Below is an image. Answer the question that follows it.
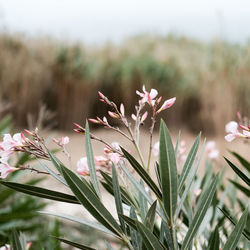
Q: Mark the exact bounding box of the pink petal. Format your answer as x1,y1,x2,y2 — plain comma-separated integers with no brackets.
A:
225,121,238,134
225,134,236,142
149,89,158,99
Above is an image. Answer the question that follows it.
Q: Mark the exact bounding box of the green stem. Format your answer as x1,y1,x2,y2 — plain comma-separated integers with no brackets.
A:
126,124,147,169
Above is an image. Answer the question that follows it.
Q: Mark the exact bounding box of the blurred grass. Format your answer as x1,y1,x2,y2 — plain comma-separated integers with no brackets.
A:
0,33,249,133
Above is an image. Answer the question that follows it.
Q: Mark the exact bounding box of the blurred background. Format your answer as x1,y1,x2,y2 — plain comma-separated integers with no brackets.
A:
0,1,249,248
0,0,249,135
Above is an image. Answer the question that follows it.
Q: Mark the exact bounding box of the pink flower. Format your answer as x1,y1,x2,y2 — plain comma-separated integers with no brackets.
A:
156,97,176,114
224,121,246,142
77,157,90,176
136,85,158,106
0,133,25,151
205,141,219,160
108,153,121,164
0,163,18,179
0,244,10,250
94,155,107,165
53,136,69,146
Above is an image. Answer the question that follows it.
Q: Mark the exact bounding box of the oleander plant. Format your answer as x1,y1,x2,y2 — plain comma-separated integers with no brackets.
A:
0,86,249,249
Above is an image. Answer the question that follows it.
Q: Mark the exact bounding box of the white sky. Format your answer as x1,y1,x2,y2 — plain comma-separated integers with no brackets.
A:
0,0,249,44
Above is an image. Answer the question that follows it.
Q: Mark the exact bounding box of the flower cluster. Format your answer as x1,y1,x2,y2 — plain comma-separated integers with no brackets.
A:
0,129,50,179
225,121,250,142
77,142,124,176
0,133,25,178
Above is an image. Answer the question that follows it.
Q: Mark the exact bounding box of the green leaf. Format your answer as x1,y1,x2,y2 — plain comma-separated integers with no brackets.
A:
119,214,137,231
85,121,101,198
175,139,206,218
231,151,250,172
181,175,218,250
0,181,80,204
100,170,137,207
130,207,141,250
40,211,116,236
229,179,250,197
144,200,157,232
138,180,148,220
135,221,165,250
178,133,201,192
39,159,67,186
223,208,249,250
11,230,23,250
159,120,178,221
218,207,250,241
112,164,126,232
61,165,123,237
160,221,174,249
120,164,165,219
47,150,64,176
54,237,96,250
207,225,220,250
224,157,250,187
121,147,162,199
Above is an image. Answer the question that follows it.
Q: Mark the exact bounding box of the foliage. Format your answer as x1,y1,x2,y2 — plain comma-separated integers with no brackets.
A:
0,88,249,249
0,116,62,249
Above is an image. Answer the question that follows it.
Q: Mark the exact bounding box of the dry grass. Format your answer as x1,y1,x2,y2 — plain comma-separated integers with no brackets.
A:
0,33,249,133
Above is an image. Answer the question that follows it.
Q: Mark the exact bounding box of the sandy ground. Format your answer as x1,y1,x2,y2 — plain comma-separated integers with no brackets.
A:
34,128,249,247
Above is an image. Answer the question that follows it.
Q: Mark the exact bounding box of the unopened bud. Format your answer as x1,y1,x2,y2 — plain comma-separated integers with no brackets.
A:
141,111,148,123
131,114,137,121
120,103,125,116
88,118,101,124
108,111,120,119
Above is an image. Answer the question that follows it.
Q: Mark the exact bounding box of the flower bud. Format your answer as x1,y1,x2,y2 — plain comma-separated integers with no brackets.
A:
120,103,125,116
88,118,101,124
108,111,120,119
141,111,148,123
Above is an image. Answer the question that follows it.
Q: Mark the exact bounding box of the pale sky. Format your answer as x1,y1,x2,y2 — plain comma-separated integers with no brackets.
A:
0,0,249,44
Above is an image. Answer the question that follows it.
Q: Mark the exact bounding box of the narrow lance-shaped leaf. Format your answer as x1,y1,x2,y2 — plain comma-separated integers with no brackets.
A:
100,170,137,207
61,165,124,238
120,164,166,219
181,175,218,250
159,120,178,221
218,207,250,241
138,180,148,220
207,225,220,250
224,157,250,187
223,208,249,250
11,230,23,250
175,139,206,218
0,181,80,204
231,151,250,172
144,200,157,232
54,237,96,250
178,133,201,192
135,221,165,250
130,207,141,250
112,164,126,232
40,211,116,237
121,147,162,199
85,121,101,198
229,179,250,197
